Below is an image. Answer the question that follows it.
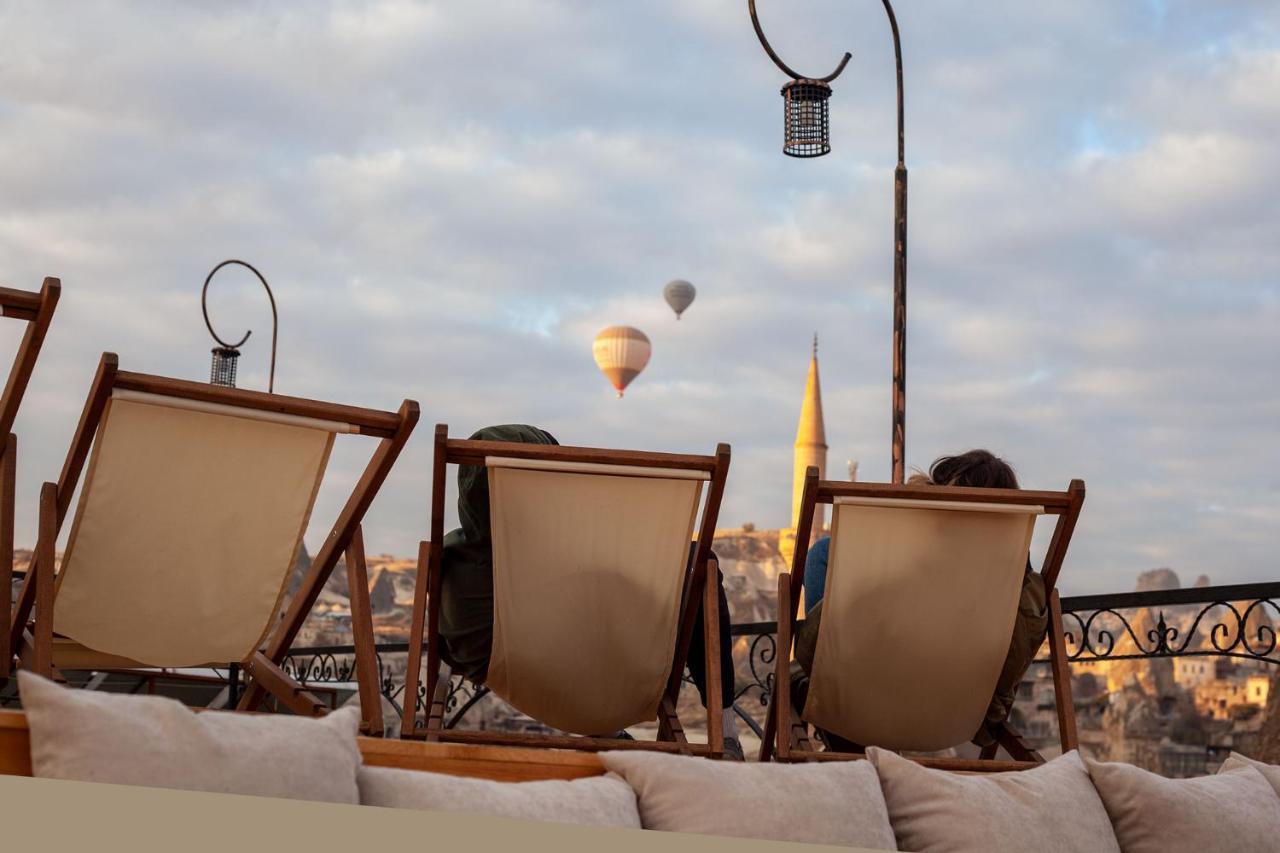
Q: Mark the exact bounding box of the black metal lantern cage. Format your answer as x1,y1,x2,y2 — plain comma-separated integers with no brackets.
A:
782,79,832,158
201,259,278,393
210,346,240,388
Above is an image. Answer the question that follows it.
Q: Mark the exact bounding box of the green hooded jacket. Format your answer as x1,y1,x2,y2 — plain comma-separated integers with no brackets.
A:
437,424,559,683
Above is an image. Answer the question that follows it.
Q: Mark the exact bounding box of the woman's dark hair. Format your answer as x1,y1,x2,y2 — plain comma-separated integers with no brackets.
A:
929,449,1019,490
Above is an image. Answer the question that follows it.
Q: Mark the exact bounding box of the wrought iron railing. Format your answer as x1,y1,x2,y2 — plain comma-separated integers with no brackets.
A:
280,582,1280,736
1052,582,1280,664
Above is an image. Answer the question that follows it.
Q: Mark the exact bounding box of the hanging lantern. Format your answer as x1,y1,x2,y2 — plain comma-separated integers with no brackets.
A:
782,80,832,158
747,0,850,159
201,259,278,392
209,346,240,388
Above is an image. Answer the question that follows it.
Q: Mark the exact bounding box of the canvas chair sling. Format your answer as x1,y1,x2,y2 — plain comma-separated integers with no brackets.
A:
401,427,729,755
804,497,1040,751
11,356,418,734
763,475,1084,767
49,393,337,668
484,457,707,736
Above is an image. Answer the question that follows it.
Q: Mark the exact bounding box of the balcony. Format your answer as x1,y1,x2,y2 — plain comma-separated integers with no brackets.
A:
258,581,1280,773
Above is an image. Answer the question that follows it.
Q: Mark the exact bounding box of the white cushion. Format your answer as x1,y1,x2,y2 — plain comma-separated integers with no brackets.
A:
869,748,1119,853
19,670,362,803
1218,751,1280,799
1087,757,1280,853
600,750,896,848
358,766,640,828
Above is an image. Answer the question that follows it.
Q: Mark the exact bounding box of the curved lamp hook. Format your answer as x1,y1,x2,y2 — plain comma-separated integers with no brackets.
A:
201,258,278,393
748,0,851,83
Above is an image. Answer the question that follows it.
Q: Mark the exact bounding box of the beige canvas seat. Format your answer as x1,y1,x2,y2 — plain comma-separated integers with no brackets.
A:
401,425,731,755
762,471,1085,770
0,279,60,685
9,354,417,732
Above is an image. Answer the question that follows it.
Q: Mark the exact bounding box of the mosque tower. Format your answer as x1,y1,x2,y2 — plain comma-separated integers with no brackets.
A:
792,334,828,545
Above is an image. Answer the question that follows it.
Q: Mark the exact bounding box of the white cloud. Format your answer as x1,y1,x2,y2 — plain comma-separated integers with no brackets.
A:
0,1,1276,593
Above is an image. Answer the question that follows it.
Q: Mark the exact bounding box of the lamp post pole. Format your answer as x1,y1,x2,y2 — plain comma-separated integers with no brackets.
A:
884,0,907,486
748,0,908,483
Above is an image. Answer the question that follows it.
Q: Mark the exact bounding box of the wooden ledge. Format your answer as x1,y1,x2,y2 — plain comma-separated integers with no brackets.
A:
0,709,605,782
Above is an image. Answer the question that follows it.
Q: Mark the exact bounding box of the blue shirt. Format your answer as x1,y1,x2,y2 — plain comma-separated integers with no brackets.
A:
803,536,832,612
802,534,1036,613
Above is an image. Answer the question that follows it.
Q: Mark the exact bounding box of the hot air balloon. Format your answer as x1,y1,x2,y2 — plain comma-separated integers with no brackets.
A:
663,279,696,320
592,326,651,398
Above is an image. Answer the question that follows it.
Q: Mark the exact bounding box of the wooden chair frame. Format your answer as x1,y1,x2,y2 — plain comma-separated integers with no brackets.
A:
760,470,1085,770
6,353,418,734
0,279,60,685
400,424,731,757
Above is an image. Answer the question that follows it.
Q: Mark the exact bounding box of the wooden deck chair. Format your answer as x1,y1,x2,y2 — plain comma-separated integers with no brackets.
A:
8,354,417,734
761,470,1085,771
400,425,731,756
0,279,60,686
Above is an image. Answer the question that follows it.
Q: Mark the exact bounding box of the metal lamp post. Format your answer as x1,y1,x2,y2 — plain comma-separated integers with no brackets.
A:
201,259,278,393
747,0,908,483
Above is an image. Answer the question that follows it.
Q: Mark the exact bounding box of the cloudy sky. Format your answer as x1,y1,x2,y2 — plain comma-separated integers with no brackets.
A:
0,1,1276,594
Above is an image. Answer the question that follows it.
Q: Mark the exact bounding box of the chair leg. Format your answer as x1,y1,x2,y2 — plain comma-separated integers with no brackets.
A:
703,557,724,759
18,631,64,683
31,483,56,678
345,526,384,737
424,664,451,742
401,540,432,739
774,572,794,762
655,695,692,752
1048,589,1079,753
794,720,816,755
0,435,14,682
657,696,692,755
243,651,328,717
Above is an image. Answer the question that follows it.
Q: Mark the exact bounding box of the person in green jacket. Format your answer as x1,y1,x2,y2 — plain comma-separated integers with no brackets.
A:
790,449,1048,752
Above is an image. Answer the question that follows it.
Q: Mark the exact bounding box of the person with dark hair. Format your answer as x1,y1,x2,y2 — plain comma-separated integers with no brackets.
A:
436,424,743,759
791,449,1048,751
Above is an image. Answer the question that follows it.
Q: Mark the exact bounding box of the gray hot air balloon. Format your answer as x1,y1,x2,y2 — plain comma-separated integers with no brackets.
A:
663,279,696,320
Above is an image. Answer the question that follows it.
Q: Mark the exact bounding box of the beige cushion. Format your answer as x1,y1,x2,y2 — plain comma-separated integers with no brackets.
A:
19,670,362,804
600,750,896,848
358,766,641,828
1087,757,1280,853
869,748,1119,853
1219,751,1280,798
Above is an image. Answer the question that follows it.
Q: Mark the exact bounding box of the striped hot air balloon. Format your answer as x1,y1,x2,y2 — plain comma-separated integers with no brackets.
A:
663,279,696,320
592,326,651,398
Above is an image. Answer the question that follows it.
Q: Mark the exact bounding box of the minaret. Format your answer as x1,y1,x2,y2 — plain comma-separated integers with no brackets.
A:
792,334,829,545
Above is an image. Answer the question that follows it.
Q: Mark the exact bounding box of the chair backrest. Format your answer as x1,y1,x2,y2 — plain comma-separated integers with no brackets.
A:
51,390,345,667
804,495,1042,751
0,280,60,442
0,279,59,676
483,456,708,736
